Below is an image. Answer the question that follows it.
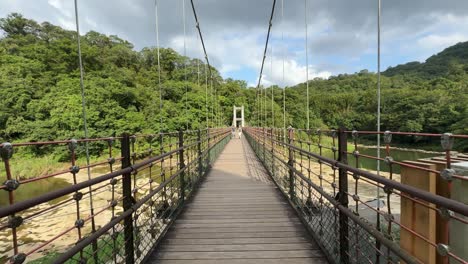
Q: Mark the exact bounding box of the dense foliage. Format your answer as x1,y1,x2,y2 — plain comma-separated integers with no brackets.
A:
1,14,467,149
284,44,468,136
0,13,253,143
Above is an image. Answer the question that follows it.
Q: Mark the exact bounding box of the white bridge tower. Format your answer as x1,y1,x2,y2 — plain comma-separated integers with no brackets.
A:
232,105,245,127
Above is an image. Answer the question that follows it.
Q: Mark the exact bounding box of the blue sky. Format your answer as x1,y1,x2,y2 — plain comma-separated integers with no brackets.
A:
1,0,468,87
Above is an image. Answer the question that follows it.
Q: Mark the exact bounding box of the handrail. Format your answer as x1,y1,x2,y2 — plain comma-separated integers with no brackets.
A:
244,127,468,264
0,128,231,263
271,135,468,216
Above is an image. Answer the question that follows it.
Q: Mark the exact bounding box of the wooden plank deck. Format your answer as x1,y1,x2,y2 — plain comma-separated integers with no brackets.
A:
148,137,328,264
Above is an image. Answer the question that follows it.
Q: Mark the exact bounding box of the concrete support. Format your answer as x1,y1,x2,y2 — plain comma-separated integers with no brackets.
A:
232,105,245,127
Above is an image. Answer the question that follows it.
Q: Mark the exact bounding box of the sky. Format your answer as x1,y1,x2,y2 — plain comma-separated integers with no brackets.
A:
1,0,468,87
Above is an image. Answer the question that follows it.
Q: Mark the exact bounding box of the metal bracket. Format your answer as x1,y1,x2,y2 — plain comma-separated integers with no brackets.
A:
439,207,454,220
10,253,26,264
75,219,85,228
383,185,393,194
352,173,360,180
436,243,450,256
110,178,118,185
353,150,360,158
440,168,455,181
110,200,118,208
70,165,80,174
68,139,78,152
441,133,453,151
352,130,358,141
0,142,13,160
73,192,83,201
8,215,23,229
384,131,392,144
384,156,394,165
3,179,20,191
108,157,115,165
352,194,360,202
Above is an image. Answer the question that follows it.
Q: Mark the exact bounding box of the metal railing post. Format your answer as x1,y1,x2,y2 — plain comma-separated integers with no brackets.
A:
197,129,203,178
207,129,211,166
262,127,266,163
121,133,135,264
271,128,275,177
338,127,349,264
287,127,295,200
179,130,185,203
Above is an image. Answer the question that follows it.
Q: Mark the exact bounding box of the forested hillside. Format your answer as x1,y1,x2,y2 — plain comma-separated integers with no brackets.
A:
1,13,467,146
284,43,468,136
0,13,253,143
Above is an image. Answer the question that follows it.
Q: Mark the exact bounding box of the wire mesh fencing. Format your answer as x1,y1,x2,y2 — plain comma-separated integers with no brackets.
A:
0,128,230,264
244,127,468,264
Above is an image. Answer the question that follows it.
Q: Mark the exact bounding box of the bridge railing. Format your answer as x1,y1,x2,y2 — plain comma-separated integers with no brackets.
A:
244,127,468,264
0,128,231,264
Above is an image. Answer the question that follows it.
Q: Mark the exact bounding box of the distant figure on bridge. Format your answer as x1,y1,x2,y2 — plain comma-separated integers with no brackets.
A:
238,127,242,139
231,127,236,138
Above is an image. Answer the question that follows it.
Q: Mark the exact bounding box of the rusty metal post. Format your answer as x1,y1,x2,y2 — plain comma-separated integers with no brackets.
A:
287,127,296,200
271,128,275,177
179,130,185,203
262,127,266,163
207,129,211,167
338,127,349,264
121,134,135,264
197,129,203,178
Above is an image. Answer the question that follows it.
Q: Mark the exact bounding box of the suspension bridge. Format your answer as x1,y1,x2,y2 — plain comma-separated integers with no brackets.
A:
1,0,468,264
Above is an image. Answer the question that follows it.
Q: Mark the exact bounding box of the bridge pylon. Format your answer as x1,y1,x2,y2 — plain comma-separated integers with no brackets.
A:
232,105,245,127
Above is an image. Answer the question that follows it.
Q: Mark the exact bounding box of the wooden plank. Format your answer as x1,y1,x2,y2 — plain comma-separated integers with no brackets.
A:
167,226,302,234
152,258,328,264
162,237,311,245
177,214,297,220
163,231,308,239
159,243,314,252
156,249,324,259
400,160,437,264
174,218,301,224
174,222,301,228
149,137,327,263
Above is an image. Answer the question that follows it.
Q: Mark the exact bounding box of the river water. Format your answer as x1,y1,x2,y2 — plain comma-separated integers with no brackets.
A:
346,147,438,174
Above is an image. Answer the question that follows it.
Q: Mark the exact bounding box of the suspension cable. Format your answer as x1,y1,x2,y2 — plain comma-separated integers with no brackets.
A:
155,0,163,132
211,78,214,127
182,0,188,130
256,0,277,127
282,0,286,130
73,0,97,252
197,33,200,87
376,0,382,259
304,0,310,130
271,45,274,128
205,62,208,128
189,0,213,128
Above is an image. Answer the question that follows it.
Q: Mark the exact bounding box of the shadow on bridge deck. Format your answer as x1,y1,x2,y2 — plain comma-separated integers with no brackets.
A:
148,137,327,264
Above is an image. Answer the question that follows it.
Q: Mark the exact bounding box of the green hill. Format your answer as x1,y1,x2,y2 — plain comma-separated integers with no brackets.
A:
384,41,468,78
0,13,254,144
